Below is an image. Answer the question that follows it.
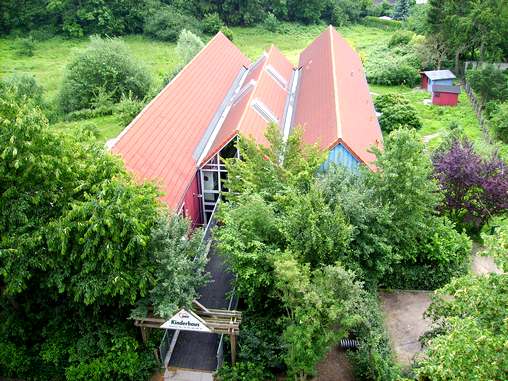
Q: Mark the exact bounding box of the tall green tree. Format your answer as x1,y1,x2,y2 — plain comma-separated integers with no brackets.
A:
393,0,411,20
0,90,207,379
274,254,365,380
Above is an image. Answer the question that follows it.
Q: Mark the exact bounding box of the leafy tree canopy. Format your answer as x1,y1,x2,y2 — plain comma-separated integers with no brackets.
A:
59,36,152,113
0,89,207,379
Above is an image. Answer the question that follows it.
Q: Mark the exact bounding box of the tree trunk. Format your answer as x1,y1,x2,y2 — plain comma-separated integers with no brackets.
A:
455,51,461,76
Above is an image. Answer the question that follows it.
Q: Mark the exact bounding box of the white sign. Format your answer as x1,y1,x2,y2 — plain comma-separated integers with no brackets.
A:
160,309,212,333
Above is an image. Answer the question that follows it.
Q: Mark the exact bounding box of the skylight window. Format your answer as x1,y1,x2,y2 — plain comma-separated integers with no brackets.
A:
251,99,278,123
231,80,255,105
266,64,288,90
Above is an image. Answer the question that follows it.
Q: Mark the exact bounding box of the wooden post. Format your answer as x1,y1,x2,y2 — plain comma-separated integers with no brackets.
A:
230,333,237,365
140,326,148,344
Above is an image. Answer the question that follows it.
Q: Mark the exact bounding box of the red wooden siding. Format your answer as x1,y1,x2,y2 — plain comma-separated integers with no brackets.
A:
181,174,202,227
432,91,459,106
421,74,428,90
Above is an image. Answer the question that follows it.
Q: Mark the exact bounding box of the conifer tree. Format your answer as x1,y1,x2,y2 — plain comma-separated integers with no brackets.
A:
394,0,411,20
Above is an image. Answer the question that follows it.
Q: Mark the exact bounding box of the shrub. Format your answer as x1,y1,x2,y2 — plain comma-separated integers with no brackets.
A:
176,29,205,66
388,30,414,48
143,5,201,42
1,74,44,107
380,217,471,290
374,94,422,132
59,36,151,113
466,65,508,104
362,16,402,30
216,361,271,381
202,13,224,35
365,52,420,86
116,93,145,126
433,137,508,233
263,12,280,32
16,36,35,56
416,273,508,380
490,102,508,143
347,292,401,381
484,100,501,120
220,26,234,41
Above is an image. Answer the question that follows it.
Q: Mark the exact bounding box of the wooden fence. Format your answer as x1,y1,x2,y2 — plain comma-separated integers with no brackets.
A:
463,81,493,144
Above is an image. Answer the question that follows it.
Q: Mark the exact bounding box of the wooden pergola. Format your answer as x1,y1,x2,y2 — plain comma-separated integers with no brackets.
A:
133,300,242,364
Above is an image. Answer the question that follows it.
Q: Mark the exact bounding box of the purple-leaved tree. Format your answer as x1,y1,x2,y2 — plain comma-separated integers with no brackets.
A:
433,138,508,234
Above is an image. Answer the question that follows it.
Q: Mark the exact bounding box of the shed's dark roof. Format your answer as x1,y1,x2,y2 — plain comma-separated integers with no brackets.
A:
433,84,461,94
422,70,456,81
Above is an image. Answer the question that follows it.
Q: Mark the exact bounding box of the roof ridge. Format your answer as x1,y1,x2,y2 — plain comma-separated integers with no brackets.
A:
329,26,342,140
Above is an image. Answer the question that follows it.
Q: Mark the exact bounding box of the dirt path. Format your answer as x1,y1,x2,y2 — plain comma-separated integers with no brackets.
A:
471,242,502,275
379,291,433,368
312,346,355,381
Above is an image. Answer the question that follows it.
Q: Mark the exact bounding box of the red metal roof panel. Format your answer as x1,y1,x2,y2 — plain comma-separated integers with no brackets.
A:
111,32,250,209
293,26,382,168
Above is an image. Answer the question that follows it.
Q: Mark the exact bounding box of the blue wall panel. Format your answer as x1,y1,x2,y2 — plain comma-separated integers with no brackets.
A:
428,78,453,92
322,143,359,172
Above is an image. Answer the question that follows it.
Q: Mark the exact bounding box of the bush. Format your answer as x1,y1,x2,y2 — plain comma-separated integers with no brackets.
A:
176,29,205,66
143,5,201,42
388,30,414,47
362,16,402,30
202,13,224,35
1,74,44,107
365,51,420,86
59,36,151,113
216,361,272,381
433,137,508,233
347,292,401,380
220,26,234,41
484,100,501,120
466,65,508,104
29,26,57,41
380,217,471,290
16,36,35,56
116,93,145,126
374,94,422,132
263,12,280,32
490,101,508,143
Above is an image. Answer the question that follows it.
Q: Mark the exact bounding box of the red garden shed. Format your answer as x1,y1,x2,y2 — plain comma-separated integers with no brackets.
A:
431,84,460,106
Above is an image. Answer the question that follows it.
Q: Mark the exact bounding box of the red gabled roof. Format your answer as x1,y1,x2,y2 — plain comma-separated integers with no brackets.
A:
201,45,294,164
111,32,250,209
293,26,382,168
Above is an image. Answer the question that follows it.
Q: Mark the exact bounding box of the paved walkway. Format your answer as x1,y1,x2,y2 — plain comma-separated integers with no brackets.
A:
165,369,213,381
471,242,502,275
168,244,234,371
381,245,502,369
380,291,432,368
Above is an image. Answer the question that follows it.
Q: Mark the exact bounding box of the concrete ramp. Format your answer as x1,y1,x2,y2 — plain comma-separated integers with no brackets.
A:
165,369,213,381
